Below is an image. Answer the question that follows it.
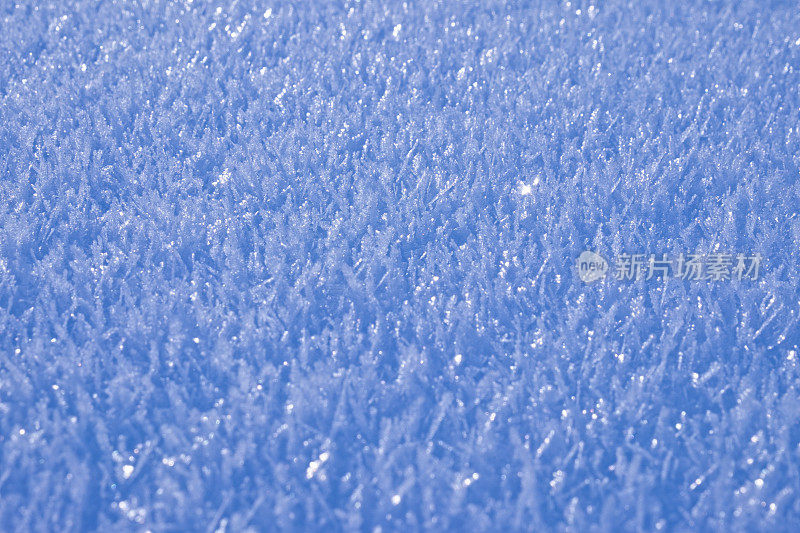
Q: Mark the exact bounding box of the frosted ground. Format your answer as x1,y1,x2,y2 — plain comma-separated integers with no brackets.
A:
1,0,800,531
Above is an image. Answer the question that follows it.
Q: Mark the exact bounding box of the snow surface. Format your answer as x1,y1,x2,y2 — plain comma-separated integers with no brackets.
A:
1,0,800,530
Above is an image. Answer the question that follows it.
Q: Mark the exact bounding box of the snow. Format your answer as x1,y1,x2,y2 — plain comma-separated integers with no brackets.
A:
1,0,799,530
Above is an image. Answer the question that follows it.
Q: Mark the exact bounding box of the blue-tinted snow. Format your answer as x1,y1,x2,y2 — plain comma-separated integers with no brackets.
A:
1,0,799,530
